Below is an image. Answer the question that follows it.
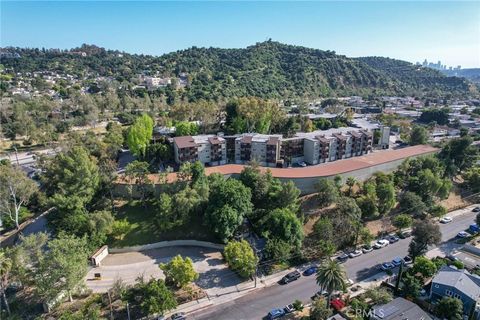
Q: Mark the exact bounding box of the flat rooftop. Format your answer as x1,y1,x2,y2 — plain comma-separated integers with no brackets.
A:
117,144,438,184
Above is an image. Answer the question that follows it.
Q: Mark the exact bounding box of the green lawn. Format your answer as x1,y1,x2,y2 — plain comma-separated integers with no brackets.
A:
108,201,217,248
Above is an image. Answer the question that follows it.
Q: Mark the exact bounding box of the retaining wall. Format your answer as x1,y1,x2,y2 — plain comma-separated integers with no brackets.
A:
110,239,225,253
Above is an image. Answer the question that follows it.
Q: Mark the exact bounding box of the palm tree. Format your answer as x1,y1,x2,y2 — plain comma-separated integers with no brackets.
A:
346,177,357,196
315,259,347,306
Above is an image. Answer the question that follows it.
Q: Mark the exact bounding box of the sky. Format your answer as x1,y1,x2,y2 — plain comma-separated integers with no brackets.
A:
1,1,479,68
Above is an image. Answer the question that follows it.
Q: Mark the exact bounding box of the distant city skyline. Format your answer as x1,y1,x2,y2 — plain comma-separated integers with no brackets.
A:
1,1,479,68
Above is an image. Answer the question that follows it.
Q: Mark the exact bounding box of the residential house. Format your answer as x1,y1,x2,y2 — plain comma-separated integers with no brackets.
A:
370,297,432,320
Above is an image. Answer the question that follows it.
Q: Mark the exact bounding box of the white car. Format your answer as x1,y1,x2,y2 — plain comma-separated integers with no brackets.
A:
349,250,363,258
457,231,470,238
440,216,453,224
373,239,389,249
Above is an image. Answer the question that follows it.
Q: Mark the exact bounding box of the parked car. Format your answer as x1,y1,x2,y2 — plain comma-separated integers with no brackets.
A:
362,245,373,253
473,207,480,213
336,253,349,263
303,266,318,276
298,161,307,167
470,224,480,234
284,304,295,314
170,313,186,320
404,256,413,265
349,250,363,258
446,255,460,262
381,262,395,271
373,239,389,249
387,235,400,243
457,231,470,238
392,257,404,266
311,290,328,300
440,216,453,224
398,230,412,239
267,308,285,319
280,270,301,284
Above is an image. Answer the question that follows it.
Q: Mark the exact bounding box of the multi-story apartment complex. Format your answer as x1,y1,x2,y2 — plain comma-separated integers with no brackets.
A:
173,125,389,167
173,135,227,166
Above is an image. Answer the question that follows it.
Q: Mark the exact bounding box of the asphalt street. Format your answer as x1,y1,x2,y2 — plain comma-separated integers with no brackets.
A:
190,206,478,320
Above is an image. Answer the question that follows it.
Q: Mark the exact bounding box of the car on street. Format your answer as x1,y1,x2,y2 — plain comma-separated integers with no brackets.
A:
457,231,470,238
404,256,413,265
303,266,318,276
473,207,480,213
280,270,301,284
311,290,328,300
392,257,404,266
381,262,395,271
440,216,453,224
349,250,363,258
373,239,389,249
387,235,400,243
267,308,285,319
170,313,186,320
398,230,412,239
298,161,307,167
284,304,295,314
446,254,460,262
362,245,373,253
336,253,349,263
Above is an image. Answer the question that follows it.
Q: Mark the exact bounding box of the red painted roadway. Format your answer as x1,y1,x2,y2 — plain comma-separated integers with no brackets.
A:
117,144,438,184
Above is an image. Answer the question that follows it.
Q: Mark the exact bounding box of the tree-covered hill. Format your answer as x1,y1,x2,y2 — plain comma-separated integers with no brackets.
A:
1,41,476,100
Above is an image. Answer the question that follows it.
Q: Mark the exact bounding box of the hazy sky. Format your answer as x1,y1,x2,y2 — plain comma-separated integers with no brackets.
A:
1,1,479,68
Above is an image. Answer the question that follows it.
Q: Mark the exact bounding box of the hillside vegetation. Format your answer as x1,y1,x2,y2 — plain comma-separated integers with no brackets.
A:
1,41,476,100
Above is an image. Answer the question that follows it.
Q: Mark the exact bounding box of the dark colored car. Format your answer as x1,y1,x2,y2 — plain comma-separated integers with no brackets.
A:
387,235,400,243
267,308,285,319
303,266,318,276
473,207,480,213
404,256,413,265
280,270,301,284
398,230,412,239
336,253,349,263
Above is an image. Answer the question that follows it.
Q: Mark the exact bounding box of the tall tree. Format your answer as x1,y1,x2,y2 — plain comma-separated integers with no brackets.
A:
0,249,12,315
159,255,198,288
315,260,347,305
408,219,441,259
0,163,37,229
139,279,177,316
436,297,463,320
315,179,339,208
223,240,258,278
408,125,429,145
35,234,89,302
126,114,154,156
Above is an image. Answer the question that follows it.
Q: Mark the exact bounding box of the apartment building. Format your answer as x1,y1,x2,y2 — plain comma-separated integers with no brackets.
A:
173,135,227,166
173,126,381,167
233,134,283,167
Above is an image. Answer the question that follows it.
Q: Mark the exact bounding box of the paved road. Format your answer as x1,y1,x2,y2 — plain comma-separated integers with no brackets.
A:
191,206,478,320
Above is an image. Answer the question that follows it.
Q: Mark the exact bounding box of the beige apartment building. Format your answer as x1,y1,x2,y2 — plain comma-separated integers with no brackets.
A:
173,135,227,166
173,125,389,167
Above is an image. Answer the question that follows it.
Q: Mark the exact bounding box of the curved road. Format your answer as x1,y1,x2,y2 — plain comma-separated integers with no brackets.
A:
190,205,478,320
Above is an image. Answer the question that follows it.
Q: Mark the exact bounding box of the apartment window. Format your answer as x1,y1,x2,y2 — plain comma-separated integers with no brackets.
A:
445,290,453,297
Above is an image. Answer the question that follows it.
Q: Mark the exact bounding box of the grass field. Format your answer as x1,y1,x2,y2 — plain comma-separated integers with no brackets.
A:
108,200,217,247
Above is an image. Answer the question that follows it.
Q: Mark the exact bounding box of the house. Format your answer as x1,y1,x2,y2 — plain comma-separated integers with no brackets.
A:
370,297,432,320
430,265,480,318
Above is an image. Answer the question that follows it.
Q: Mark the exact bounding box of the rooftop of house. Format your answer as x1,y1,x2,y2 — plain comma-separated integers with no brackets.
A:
432,265,480,301
371,297,432,320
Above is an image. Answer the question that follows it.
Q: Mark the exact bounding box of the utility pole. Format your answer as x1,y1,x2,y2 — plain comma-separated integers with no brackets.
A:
13,146,20,166
394,262,404,295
